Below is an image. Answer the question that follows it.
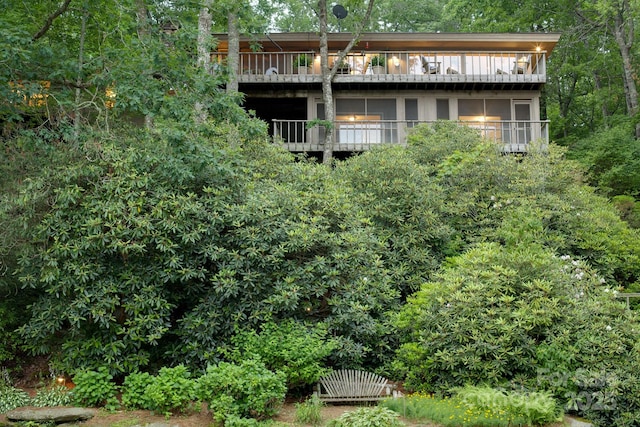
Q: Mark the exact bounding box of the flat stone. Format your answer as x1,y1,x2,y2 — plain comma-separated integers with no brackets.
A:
565,416,593,427
6,407,96,423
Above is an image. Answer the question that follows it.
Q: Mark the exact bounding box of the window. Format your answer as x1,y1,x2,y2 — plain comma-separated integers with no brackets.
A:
436,99,449,120
406,99,418,128
335,98,397,144
458,99,512,141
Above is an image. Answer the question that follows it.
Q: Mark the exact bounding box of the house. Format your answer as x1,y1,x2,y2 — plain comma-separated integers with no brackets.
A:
212,32,561,155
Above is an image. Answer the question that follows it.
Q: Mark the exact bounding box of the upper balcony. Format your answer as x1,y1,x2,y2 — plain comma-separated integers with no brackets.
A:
212,32,560,91
215,50,547,90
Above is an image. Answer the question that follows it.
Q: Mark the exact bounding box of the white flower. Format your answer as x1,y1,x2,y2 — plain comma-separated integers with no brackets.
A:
560,255,570,260
599,278,606,284
490,196,496,201
604,288,610,293
605,325,612,331
572,260,579,266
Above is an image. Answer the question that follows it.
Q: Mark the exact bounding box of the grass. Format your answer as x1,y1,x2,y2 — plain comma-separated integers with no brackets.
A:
295,395,325,426
381,391,562,427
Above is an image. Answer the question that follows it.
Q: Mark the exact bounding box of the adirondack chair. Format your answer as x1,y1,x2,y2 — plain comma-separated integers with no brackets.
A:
314,369,396,402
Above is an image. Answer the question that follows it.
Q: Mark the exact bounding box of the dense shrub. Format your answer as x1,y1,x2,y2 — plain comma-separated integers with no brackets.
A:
144,365,196,416
568,121,640,198
11,128,401,373
195,359,286,422
394,243,640,425
226,320,336,390
71,367,118,408
121,371,154,410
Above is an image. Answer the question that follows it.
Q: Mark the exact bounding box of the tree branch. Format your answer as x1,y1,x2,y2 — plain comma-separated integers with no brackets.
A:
329,0,376,78
32,0,73,41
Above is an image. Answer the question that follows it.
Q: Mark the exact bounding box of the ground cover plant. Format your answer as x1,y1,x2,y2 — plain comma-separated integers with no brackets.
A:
327,406,405,427
294,395,325,426
382,387,561,427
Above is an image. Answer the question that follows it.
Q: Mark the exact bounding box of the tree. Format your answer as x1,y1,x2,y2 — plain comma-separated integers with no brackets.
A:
576,0,640,133
318,0,376,164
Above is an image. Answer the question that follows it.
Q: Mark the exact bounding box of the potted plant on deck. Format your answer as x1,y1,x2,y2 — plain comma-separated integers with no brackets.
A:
294,54,312,74
334,57,351,74
370,54,386,74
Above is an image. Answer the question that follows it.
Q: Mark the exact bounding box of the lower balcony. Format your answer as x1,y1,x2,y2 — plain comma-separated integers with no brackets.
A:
272,120,549,153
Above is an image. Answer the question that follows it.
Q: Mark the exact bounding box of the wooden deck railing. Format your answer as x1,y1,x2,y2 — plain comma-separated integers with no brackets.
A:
273,120,550,152
214,51,547,82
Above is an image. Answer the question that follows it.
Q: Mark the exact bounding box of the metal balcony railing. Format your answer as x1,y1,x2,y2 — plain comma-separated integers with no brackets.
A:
272,120,549,152
213,51,547,82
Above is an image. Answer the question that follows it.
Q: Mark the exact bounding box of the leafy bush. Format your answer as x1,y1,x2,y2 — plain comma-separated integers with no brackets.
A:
31,385,72,407
71,367,118,408
394,243,573,390
195,359,286,421
294,395,324,426
144,365,196,416
394,242,640,425
226,320,335,390
121,371,154,410
327,406,404,427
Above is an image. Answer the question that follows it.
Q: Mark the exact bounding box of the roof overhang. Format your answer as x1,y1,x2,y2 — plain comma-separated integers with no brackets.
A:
213,32,561,55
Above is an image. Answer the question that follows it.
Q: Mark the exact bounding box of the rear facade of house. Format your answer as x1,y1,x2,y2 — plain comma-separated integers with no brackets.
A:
213,32,561,155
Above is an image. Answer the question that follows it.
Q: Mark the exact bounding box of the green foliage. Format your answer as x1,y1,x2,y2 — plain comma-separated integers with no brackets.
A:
327,406,404,427
176,157,401,369
335,146,453,298
0,383,30,414
121,372,154,410
612,195,640,229
568,121,640,198
406,121,485,168
10,125,402,372
394,242,636,389
30,385,72,408
394,243,640,425
195,359,286,421
71,367,118,408
454,385,561,426
294,395,324,426
226,320,336,390
144,365,196,416
293,54,311,67
369,55,386,67
382,391,557,427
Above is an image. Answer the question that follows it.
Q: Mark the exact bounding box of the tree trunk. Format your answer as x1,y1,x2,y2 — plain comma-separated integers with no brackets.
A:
227,11,240,93
611,2,640,137
136,0,154,129
195,0,213,123
613,10,639,117
319,1,335,164
318,0,376,164
73,8,88,141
